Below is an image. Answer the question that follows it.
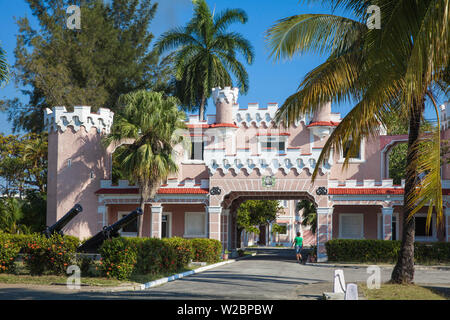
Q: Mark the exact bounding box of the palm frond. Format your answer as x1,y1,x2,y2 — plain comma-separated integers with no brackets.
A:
266,13,365,60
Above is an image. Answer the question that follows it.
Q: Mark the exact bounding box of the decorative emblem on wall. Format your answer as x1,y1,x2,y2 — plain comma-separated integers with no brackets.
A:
210,187,221,195
316,187,328,195
262,175,276,188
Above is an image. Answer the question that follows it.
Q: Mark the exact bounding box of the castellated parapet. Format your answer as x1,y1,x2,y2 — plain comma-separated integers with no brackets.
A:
212,86,239,105
44,106,114,134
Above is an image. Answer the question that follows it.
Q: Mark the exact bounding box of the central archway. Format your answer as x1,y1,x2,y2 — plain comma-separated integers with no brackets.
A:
207,168,330,256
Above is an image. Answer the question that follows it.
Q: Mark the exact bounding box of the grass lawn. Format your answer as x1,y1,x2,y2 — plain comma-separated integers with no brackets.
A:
359,282,449,300
0,274,129,287
0,261,208,287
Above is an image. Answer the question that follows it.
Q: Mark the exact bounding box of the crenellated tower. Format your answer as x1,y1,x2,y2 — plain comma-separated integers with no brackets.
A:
45,106,114,239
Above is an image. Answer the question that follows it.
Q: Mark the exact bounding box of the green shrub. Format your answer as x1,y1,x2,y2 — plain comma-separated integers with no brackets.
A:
22,233,79,275
98,237,138,280
0,237,20,273
191,238,222,263
325,239,450,263
163,237,193,270
415,242,450,263
135,238,178,275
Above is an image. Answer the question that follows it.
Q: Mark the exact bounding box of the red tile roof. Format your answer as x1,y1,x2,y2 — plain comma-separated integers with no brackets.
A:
329,188,450,195
255,133,290,136
307,121,340,127
186,123,238,129
95,188,209,195
329,188,403,195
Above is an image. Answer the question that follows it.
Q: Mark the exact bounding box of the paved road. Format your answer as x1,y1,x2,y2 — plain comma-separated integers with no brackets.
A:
0,248,449,300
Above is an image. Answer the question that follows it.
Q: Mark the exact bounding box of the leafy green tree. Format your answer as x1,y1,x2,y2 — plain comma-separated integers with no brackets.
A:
19,190,47,233
0,133,48,196
297,200,317,235
155,0,254,120
271,223,287,245
266,0,448,283
0,197,29,234
0,44,9,87
103,90,186,237
236,200,281,247
2,0,172,133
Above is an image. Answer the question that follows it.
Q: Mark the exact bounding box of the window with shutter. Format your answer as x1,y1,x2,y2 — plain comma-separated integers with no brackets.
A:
339,214,364,239
184,212,206,237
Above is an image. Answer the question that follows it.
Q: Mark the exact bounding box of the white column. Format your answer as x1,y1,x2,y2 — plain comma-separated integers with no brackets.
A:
207,206,222,242
317,207,332,262
222,209,230,250
97,205,107,228
382,207,394,240
151,204,163,238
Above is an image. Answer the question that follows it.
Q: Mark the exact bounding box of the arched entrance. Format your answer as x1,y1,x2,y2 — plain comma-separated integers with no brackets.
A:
206,167,332,261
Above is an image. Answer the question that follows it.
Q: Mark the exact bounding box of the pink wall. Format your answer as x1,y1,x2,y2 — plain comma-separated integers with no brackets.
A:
332,205,381,240
47,126,110,239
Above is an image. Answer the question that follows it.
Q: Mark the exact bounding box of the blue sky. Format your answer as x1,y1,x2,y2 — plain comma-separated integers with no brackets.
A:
0,0,441,134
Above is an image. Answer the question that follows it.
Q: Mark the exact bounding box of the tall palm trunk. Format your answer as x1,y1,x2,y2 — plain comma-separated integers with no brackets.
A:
391,99,424,284
138,194,146,238
199,94,206,121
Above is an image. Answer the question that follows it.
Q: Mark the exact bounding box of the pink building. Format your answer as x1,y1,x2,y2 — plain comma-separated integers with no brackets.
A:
45,88,450,262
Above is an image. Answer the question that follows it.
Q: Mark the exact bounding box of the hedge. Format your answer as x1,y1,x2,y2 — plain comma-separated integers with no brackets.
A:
191,238,222,264
98,237,220,279
22,234,80,275
98,237,139,280
0,232,81,275
0,236,20,273
325,239,450,263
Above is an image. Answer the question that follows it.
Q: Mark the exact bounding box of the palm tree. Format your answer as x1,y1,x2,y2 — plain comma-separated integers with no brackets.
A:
266,0,448,283
155,0,254,120
297,200,317,235
0,44,9,86
22,132,48,193
0,197,27,234
103,90,187,237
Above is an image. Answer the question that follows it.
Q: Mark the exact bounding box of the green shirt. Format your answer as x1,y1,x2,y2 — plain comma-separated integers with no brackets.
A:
294,236,303,246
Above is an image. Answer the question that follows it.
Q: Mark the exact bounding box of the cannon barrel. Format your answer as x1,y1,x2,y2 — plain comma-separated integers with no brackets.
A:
77,208,143,253
44,204,83,238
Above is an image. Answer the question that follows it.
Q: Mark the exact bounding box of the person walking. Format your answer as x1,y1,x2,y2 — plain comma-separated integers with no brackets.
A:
292,232,303,264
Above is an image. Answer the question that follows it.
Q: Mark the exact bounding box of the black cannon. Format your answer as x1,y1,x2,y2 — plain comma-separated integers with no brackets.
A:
77,207,143,253
43,204,83,238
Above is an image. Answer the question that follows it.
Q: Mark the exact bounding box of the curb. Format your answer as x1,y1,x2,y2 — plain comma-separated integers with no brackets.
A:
99,252,257,293
307,263,450,271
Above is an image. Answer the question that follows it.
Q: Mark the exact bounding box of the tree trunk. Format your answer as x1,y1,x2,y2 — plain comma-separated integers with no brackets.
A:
138,195,145,238
199,94,206,121
390,100,423,284
236,227,242,248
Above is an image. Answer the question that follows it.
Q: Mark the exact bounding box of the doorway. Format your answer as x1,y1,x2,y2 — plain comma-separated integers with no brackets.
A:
161,213,171,238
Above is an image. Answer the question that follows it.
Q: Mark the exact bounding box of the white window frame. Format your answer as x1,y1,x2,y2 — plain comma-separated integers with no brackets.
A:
414,213,437,242
184,211,207,238
258,136,288,154
339,214,364,239
161,212,172,238
338,138,365,164
182,137,205,164
117,211,138,237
